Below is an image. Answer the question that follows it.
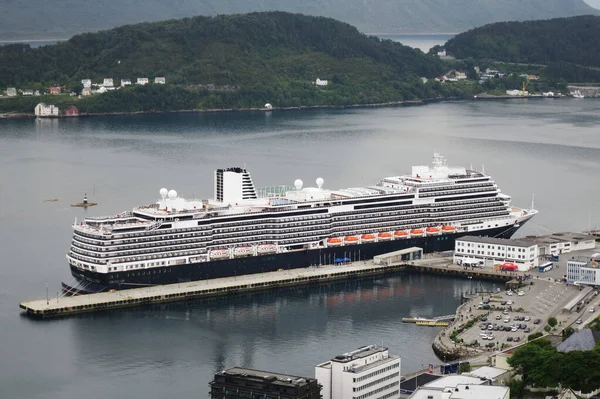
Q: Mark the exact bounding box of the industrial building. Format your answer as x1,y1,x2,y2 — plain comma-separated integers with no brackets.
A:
315,345,401,399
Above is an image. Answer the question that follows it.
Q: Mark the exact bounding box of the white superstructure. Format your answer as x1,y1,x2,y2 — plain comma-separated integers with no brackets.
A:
66,154,537,281
315,345,401,399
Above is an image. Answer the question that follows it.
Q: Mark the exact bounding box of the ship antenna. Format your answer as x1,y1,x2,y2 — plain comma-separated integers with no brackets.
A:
531,193,535,211
481,164,485,174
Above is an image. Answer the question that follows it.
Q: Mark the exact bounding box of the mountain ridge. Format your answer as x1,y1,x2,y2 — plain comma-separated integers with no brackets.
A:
0,0,598,40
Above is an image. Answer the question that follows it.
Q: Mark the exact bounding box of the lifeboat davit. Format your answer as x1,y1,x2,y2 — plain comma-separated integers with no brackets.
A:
257,244,277,254
327,237,343,247
210,249,230,260
378,232,393,241
234,247,253,257
426,227,441,235
410,229,425,237
344,236,359,245
441,225,456,233
361,234,376,243
394,230,409,239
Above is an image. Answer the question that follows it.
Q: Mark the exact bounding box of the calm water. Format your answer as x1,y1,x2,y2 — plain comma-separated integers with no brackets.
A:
1,99,600,398
377,34,454,52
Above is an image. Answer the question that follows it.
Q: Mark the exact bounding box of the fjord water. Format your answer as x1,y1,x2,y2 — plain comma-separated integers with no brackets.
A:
1,99,600,399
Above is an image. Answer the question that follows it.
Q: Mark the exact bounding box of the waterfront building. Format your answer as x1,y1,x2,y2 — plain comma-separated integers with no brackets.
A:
34,102,59,117
209,367,322,399
64,106,80,117
567,256,600,286
315,345,401,399
521,232,596,257
454,236,538,271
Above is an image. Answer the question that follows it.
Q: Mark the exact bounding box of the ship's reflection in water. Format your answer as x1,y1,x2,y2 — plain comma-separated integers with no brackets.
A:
67,272,495,397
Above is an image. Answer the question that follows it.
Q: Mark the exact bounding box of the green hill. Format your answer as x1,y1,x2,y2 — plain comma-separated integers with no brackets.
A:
442,15,600,66
0,12,468,113
439,15,600,82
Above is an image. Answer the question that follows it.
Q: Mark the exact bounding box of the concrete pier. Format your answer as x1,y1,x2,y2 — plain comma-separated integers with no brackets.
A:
19,252,515,319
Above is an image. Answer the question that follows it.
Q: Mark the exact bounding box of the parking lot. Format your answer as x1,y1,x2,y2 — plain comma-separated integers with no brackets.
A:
457,276,597,349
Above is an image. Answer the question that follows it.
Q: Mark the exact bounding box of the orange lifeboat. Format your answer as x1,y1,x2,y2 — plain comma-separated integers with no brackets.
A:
426,227,441,235
327,237,343,247
378,232,393,241
410,229,425,237
394,231,409,239
441,225,456,233
361,234,376,243
344,236,359,245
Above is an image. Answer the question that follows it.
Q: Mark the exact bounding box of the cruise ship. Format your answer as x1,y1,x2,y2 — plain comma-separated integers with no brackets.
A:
64,154,537,293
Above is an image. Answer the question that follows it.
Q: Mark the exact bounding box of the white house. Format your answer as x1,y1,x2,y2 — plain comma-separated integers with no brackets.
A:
154,77,166,84
81,79,91,88
6,87,17,97
22,89,34,96
409,383,509,399
121,79,132,86
137,78,149,85
264,103,273,110
102,78,114,87
454,236,539,271
315,345,401,399
82,87,93,96
96,86,108,94
34,103,59,117
315,78,328,86
521,232,596,257
437,48,447,57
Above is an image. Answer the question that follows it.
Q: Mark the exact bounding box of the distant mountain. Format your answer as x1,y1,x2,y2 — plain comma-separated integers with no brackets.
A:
0,0,598,39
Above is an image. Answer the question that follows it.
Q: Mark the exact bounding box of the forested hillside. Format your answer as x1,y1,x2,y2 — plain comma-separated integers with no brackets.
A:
0,13,469,113
443,16,600,67
0,0,597,39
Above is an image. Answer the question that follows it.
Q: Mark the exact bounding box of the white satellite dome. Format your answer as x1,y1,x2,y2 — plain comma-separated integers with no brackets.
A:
159,188,168,198
167,189,177,199
316,177,324,188
294,179,303,190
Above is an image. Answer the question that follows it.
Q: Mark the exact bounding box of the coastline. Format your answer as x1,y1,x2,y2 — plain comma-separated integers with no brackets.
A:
0,99,442,120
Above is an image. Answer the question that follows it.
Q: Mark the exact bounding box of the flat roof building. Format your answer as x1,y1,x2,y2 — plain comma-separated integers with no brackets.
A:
454,236,538,271
315,345,400,399
409,384,509,399
209,367,322,399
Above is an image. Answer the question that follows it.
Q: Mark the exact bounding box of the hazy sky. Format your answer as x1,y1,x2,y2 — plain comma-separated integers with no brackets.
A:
584,0,600,9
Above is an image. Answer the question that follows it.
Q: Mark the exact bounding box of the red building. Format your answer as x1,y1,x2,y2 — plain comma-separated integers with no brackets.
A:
49,86,61,94
64,106,80,117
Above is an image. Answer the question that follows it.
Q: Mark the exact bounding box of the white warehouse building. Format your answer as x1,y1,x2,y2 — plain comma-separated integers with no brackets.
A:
315,345,401,399
567,254,600,286
454,236,538,271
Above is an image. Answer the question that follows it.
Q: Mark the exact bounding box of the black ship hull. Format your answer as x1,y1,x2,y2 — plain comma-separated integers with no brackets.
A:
65,223,524,293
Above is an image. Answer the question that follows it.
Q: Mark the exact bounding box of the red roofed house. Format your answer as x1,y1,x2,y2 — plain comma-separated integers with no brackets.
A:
49,86,61,94
64,106,80,117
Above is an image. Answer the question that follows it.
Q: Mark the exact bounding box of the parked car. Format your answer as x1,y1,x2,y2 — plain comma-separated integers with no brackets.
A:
590,308,595,313
524,328,531,333
496,314,502,320
514,337,521,342
507,337,514,342
501,301,507,305
524,316,531,321
481,317,488,321
534,319,542,324
576,319,583,324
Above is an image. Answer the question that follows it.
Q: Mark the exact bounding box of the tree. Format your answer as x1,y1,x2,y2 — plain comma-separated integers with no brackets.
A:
544,325,551,332
528,332,543,341
508,339,559,388
458,363,471,374
508,379,524,398
548,317,558,328
562,326,575,340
